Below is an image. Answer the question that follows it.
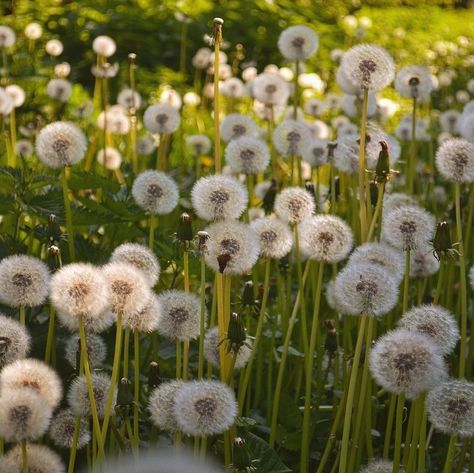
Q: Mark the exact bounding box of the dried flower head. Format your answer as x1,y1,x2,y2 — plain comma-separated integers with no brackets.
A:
0,255,50,308
278,25,318,61
92,35,116,57
0,443,64,473
0,313,30,367
225,136,270,175
382,205,435,251
144,103,180,135
340,44,395,91
47,79,72,102
149,380,184,432
0,389,52,442
334,262,399,316
64,333,107,370
427,379,474,437
97,146,122,170
204,220,260,275
49,408,90,449
157,290,202,341
273,119,311,157
132,170,179,215
204,326,252,369
395,65,434,99
173,380,238,436
370,328,447,399
435,138,474,182
36,121,87,168
398,304,459,355
110,243,160,287
220,113,259,142
250,216,293,259
0,26,16,48
186,134,212,156
274,187,315,224
299,215,353,263
252,72,290,106
102,262,151,317
117,88,142,110
0,358,62,409
51,263,111,331
191,174,248,221
68,372,115,419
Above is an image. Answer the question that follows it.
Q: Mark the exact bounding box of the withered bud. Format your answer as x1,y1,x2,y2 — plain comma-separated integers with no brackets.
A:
227,312,246,349
375,140,391,184
242,281,254,307
177,212,193,243
217,253,231,273
232,437,253,470
148,361,162,390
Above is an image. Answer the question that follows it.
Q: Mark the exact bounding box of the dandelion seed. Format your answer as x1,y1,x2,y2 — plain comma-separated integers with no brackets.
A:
173,380,238,436
191,174,248,221
225,136,270,175
49,408,90,449
0,443,64,473
272,119,311,157
278,25,318,61
274,186,315,224
250,216,293,259
252,72,290,106
143,103,180,135
220,113,259,142
0,255,50,308
92,35,116,57
149,380,184,432
369,328,447,399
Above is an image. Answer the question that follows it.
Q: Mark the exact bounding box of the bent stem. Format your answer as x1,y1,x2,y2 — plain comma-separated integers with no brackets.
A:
300,261,324,473
61,166,75,261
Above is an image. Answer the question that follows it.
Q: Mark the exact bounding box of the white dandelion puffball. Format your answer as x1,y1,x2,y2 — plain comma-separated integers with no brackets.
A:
47,79,72,102
132,170,179,215
439,110,461,134
64,333,107,370
252,72,290,106
348,242,405,283
160,88,182,109
360,459,401,473
0,88,13,115
0,389,52,442
204,326,252,369
225,136,270,175
157,290,202,341
36,121,87,168
0,255,50,308
304,98,326,117
273,119,312,157
186,134,212,156
364,125,401,169
110,243,160,287
250,216,293,259
183,91,201,107
45,39,63,56
137,134,157,155
117,88,142,110
173,380,238,436
382,205,435,251
222,77,245,98
68,372,115,419
298,215,353,263
460,113,474,143
274,187,315,224
51,263,111,331
204,220,260,275
49,408,90,449
369,329,447,399
102,262,151,317
92,35,116,57
0,443,65,473
97,106,130,135
278,25,318,61
144,103,180,135
334,262,399,317
336,67,360,95
409,247,440,278
470,265,474,291
24,22,42,40
0,26,16,48
427,379,474,437
123,293,161,333
340,44,395,91
149,380,184,432
0,358,63,409
5,84,25,107
220,113,259,142
435,138,474,182
398,304,459,355
191,174,248,221
333,136,360,174
382,192,417,215
395,65,434,99
97,146,122,170
0,313,30,367
302,138,328,167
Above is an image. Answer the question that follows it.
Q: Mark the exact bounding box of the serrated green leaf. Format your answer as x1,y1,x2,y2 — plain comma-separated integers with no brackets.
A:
69,171,121,193
235,416,257,428
25,190,65,220
243,432,292,473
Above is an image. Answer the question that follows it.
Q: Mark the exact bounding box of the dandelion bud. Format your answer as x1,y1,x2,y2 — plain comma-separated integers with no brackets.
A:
177,212,194,243
375,140,391,184
324,321,338,356
432,220,453,260
262,178,278,213
148,361,162,390
116,378,134,417
227,312,246,347
242,281,254,306
232,437,253,471
197,231,210,256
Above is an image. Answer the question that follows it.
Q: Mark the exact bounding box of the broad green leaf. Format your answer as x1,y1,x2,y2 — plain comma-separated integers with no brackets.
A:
69,171,121,193
243,432,292,473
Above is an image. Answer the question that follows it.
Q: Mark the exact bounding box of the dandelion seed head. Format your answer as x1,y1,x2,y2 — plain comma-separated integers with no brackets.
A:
92,35,116,57
137,134,157,155
5,84,25,108
191,174,248,221
173,380,238,436
186,134,212,156
15,140,33,157
273,119,312,157
382,192,418,215
64,333,107,370
143,103,180,135
45,39,63,56
36,121,87,168
149,380,184,432
302,138,328,167
117,88,142,110
49,408,90,450
0,255,50,308
0,443,65,473
124,293,161,333
132,170,179,215
360,459,402,473
274,187,315,224
0,26,16,48
409,246,440,278
395,65,434,99
341,92,377,118
204,326,252,369
460,113,474,143
333,136,359,174
24,22,42,40
47,79,72,102
97,146,122,170
0,313,30,368
250,216,293,259
252,72,290,106
336,67,360,95
0,88,13,115
435,138,474,182
220,113,259,142
439,110,461,134
97,105,130,134
221,77,246,98
369,328,447,399
225,136,270,175
278,25,318,61
204,220,260,275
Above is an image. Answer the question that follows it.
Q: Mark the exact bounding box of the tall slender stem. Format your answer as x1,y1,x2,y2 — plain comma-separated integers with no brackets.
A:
149,215,156,252
133,329,140,452
21,440,27,473
358,88,369,243
408,97,417,194
61,167,75,261
213,20,223,173
402,250,411,313
198,257,206,380
443,435,457,473
44,305,56,364
294,225,309,355
393,393,406,473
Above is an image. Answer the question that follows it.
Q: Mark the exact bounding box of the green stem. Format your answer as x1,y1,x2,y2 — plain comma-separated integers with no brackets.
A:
21,440,27,473
149,214,156,252
402,250,411,313
19,305,25,326
198,257,206,380
418,394,427,473
393,393,406,473
338,316,368,473
44,305,56,364
383,393,396,459
367,183,384,242
443,435,457,473
61,167,75,261
358,88,369,243
408,97,417,194
123,328,130,378
294,225,309,356
133,330,140,452
68,417,82,473
300,261,324,473
434,258,445,304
